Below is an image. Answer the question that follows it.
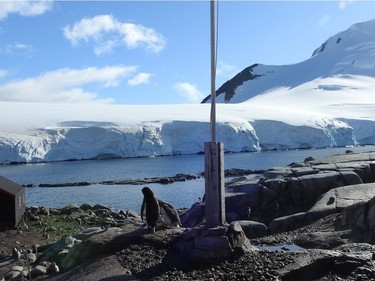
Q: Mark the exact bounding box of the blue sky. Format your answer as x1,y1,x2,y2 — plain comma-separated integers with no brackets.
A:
0,1,375,105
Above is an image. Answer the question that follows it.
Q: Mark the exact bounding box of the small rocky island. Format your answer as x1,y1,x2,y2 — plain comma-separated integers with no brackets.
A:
2,151,375,280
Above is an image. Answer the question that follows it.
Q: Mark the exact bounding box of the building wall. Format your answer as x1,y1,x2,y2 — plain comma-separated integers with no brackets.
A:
0,193,16,226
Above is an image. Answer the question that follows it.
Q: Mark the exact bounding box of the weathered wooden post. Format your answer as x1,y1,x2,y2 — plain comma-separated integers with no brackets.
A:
205,142,226,227
205,0,226,228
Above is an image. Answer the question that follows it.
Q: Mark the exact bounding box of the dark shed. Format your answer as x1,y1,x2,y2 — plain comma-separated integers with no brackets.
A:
0,176,25,228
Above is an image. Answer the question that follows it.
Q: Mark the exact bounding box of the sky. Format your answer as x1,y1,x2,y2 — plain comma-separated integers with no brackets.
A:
0,1,375,105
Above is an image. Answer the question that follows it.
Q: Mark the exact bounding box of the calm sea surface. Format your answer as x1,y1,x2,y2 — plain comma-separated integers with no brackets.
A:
1,146,374,212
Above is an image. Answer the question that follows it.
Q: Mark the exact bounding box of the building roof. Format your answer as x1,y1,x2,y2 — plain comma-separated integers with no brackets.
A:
0,175,24,197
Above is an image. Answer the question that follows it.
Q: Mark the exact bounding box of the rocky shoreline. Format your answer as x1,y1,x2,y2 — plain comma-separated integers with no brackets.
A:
2,151,375,280
24,168,262,188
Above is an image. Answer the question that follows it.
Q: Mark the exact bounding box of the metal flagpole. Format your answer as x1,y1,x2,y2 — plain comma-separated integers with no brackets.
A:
210,0,216,143
204,0,226,228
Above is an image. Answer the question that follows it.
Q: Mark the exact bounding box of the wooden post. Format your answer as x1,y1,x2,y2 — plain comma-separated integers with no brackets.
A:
205,141,226,227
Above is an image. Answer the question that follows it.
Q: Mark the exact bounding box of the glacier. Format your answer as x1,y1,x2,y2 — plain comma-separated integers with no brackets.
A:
2,19,375,164
0,101,359,164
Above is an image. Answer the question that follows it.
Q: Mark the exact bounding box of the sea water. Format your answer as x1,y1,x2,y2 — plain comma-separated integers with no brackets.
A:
0,146,374,212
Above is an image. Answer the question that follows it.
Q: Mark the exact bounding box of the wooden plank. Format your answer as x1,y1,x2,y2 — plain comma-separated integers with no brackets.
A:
204,142,226,227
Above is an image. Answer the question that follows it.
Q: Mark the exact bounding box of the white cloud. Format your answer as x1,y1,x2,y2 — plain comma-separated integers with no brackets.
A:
94,39,117,56
128,72,151,86
216,61,240,79
339,0,353,10
174,82,205,104
63,14,166,56
0,0,53,20
4,42,33,54
0,66,137,103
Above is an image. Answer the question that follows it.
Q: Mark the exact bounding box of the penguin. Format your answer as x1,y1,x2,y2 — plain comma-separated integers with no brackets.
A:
158,199,181,227
141,187,160,234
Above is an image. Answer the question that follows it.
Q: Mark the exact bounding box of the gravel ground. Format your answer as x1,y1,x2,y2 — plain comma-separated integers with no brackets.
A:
116,242,296,281
2,209,375,281
114,214,375,281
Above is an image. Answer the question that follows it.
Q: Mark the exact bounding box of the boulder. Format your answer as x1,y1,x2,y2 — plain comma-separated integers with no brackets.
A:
268,212,307,234
269,183,375,234
158,199,181,227
234,220,268,238
31,265,47,278
73,227,106,240
61,204,81,215
286,171,362,208
180,202,205,228
165,224,256,266
308,182,375,220
342,195,375,243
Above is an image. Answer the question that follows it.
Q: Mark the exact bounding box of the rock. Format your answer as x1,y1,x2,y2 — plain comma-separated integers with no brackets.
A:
234,220,268,238
308,182,375,221
294,230,350,249
4,268,22,281
73,227,106,240
279,248,370,281
268,212,307,234
125,210,139,218
286,171,362,208
47,262,60,274
59,225,143,270
227,222,257,254
192,234,233,260
27,252,37,263
39,207,50,216
304,156,316,162
263,167,293,179
165,225,256,267
343,195,375,243
79,203,94,211
93,204,112,211
61,204,81,215
158,199,181,227
36,235,82,269
31,265,47,278
180,202,205,228
268,182,375,234
290,167,320,177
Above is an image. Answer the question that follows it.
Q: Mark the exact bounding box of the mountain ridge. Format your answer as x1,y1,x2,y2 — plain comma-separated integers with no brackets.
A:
204,18,375,104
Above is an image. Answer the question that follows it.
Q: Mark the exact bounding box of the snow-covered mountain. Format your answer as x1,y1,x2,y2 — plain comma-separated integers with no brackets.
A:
1,19,375,164
203,18,375,104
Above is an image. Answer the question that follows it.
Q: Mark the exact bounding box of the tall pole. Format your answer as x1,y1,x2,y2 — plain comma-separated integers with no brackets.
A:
210,0,216,142
205,0,226,228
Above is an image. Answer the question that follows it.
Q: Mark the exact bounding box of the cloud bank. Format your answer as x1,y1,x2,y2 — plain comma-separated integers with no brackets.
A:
0,0,53,20
0,66,137,103
63,14,166,55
